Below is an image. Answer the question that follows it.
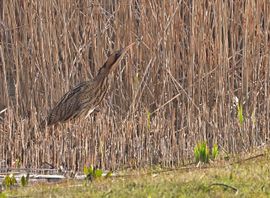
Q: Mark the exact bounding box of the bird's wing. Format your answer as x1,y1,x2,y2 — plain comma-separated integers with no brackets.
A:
47,81,89,125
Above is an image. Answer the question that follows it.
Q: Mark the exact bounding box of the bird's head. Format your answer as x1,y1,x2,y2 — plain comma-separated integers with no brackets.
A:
96,42,135,78
107,42,135,70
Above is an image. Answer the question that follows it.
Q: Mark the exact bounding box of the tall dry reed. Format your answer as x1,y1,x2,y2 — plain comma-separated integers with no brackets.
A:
0,0,269,170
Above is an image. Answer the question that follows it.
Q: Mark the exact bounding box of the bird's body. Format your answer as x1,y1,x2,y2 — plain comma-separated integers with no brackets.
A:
45,43,134,126
47,79,107,125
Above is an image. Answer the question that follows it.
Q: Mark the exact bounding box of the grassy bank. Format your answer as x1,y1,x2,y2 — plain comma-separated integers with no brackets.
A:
2,152,269,198
1,1,270,171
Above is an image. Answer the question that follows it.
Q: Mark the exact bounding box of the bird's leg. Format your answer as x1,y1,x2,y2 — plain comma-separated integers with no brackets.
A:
84,107,101,119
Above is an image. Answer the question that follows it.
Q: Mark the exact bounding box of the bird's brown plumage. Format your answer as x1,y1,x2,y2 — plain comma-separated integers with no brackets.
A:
45,43,134,126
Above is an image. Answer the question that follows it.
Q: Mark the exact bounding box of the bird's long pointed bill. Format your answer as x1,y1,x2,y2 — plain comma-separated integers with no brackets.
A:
121,42,136,54
113,42,135,66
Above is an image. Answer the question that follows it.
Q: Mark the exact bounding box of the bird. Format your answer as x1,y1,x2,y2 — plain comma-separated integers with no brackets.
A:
44,43,135,126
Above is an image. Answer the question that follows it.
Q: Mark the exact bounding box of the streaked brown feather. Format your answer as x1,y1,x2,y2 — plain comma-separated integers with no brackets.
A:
44,43,135,126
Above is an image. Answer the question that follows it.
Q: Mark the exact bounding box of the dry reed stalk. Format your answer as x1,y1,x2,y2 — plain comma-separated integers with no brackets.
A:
0,0,269,171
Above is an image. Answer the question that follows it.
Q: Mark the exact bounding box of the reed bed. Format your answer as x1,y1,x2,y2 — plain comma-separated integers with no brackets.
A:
0,0,269,171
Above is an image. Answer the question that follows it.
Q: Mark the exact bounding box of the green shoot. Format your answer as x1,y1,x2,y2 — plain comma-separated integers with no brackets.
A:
194,142,219,163
105,171,112,178
211,144,219,160
2,174,17,189
20,174,29,187
83,165,103,181
194,142,209,163
237,103,244,125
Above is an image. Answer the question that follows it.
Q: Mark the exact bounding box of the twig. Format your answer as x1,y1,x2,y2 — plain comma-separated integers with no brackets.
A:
231,153,264,165
209,182,238,194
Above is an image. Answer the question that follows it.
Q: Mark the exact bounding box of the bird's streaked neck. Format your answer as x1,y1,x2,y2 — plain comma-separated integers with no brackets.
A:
94,61,115,82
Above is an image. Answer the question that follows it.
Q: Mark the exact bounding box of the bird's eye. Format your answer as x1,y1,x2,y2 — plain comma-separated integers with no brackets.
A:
115,52,121,59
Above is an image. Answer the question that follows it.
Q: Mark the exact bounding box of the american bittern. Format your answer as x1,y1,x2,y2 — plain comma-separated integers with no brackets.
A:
46,43,135,126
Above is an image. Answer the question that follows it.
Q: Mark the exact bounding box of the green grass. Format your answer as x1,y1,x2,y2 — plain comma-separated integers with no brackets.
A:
2,153,270,198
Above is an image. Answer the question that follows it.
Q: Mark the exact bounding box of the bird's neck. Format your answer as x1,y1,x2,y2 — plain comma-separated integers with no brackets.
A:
94,60,114,82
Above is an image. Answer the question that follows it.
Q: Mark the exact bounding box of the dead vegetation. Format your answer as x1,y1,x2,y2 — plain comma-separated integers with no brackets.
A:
0,1,269,171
